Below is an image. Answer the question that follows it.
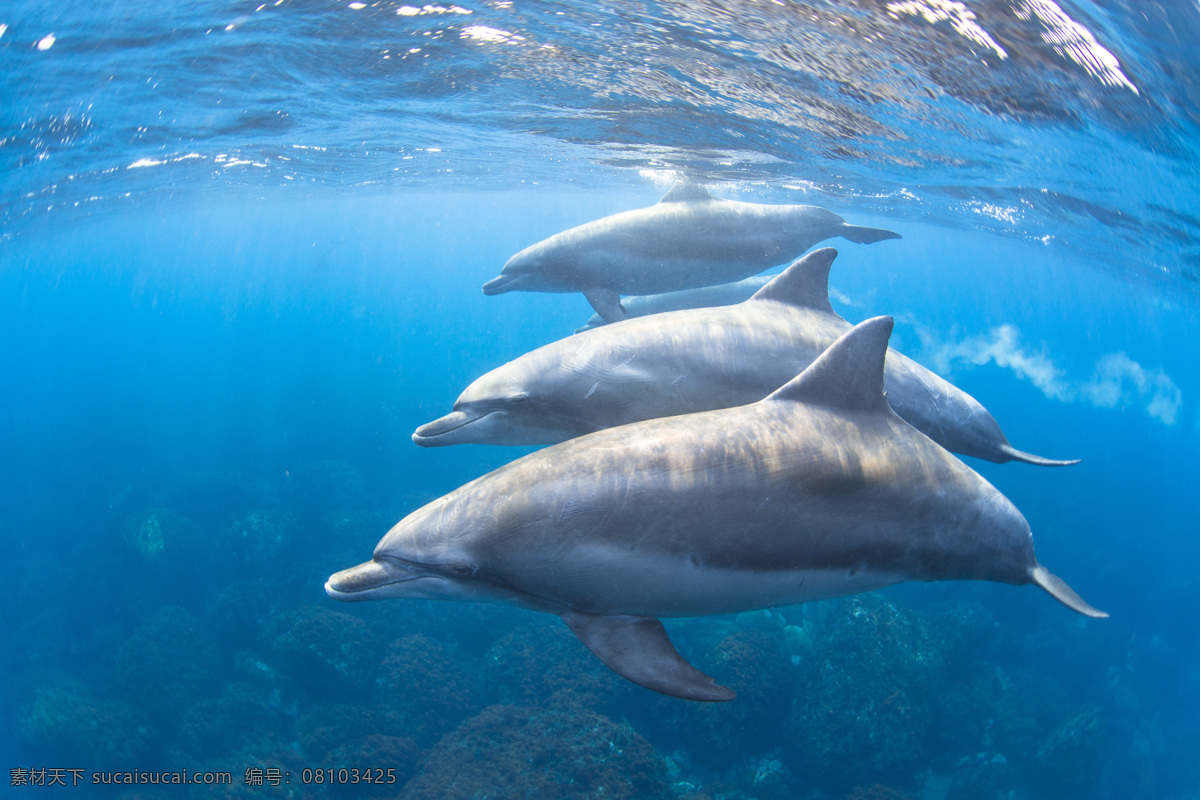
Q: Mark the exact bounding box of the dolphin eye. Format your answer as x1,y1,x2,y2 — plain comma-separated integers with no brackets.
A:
449,562,475,577
508,394,530,407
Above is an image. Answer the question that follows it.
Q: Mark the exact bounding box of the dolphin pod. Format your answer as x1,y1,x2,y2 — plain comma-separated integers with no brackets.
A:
329,318,1105,701
482,182,900,322
419,248,1078,467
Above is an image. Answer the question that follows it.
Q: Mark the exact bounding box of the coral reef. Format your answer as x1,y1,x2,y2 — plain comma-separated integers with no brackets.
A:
922,600,998,671
680,629,794,770
925,672,996,769
1095,742,1158,800
186,738,308,800
1030,702,1108,796
177,682,291,762
120,506,209,564
400,704,670,800
295,701,391,762
113,505,227,608
842,785,917,800
371,633,478,745
205,581,279,649
326,734,421,797
15,677,152,764
945,752,1008,800
478,620,630,711
270,606,379,697
978,664,1073,768
114,606,223,730
784,596,943,794
217,508,298,577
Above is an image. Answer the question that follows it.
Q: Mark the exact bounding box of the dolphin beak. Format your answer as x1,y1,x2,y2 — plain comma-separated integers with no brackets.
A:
325,559,412,602
482,274,518,295
412,409,492,447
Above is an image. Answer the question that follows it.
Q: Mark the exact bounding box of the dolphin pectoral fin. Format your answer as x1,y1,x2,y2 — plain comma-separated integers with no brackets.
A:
1029,564,1108,619
562,612,735,702
583,288,627,324
838,224,902,244
998,444,1082,467
575,316,604,334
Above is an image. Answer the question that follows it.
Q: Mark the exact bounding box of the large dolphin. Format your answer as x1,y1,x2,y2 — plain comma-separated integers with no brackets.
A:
482,182,900,322
329,318,1106,702
574,275,774,333
422,248,1077,467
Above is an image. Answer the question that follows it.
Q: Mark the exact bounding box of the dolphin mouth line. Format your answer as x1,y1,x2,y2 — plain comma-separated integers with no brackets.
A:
324,575,422,596
413,408,496,442
482,274,518,295
325,571,439,600
325,556,444,601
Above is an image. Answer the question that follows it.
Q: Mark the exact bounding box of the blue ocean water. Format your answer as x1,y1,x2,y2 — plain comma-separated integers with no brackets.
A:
2,1,1198,798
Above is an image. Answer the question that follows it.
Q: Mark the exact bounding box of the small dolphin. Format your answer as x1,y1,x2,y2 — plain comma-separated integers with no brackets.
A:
574,276,774,333
422,248,1077,467
483,182,900,322
330,318,1106,702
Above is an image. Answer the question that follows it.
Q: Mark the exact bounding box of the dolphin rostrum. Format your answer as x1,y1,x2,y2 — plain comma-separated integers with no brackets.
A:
482,182,900,322
330,318,1106,701
423,248,1077,467
574,276,774,333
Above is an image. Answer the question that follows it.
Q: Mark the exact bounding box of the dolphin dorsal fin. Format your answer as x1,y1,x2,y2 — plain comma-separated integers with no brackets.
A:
749,247,839,314
658,181,714,204
765,316,894,412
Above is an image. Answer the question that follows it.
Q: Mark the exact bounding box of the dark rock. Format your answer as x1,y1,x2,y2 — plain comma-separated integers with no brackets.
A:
401,704,671,800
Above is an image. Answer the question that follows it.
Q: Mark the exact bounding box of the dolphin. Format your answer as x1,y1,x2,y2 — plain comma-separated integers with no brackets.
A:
482,182,900,322
574,276,774,333
422,248,1077,467
329,318,1106,702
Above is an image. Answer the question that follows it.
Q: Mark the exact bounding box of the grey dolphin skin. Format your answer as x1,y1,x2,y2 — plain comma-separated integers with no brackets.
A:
574,275,774,333
330,318,1106,702
422,248,1078,467
482,182,900,322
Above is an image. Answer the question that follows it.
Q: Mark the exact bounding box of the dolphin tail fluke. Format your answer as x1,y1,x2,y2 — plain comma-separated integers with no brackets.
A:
839,224,902,244
562,611,736,702
999,444,1082,467
1029,564,1108,619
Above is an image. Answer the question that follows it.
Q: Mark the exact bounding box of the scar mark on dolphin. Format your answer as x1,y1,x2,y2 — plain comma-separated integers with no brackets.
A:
607,344,639,367
565,343,645,383
559,500,611,523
